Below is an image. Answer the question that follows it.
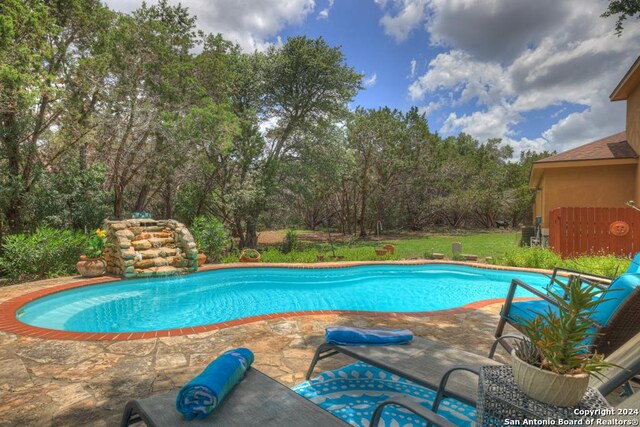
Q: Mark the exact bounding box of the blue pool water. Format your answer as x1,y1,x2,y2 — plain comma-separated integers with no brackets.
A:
17,264,550,333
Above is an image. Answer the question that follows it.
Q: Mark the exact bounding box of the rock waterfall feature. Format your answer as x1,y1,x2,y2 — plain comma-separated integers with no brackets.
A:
103,219,198,278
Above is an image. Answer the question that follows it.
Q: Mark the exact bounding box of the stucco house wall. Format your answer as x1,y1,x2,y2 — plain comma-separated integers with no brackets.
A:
534,163,636,227
628,84,640,201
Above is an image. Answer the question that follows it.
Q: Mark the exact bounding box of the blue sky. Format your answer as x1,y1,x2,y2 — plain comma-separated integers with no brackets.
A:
106,0,639,154
274,1,439,111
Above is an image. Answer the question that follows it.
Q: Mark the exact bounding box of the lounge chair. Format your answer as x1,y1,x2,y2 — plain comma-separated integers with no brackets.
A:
370,328,640,426
370,377,640,427
306,336,502,407
494,273,640,357
122,331,640,426
307,331,640,405
120,368,349,427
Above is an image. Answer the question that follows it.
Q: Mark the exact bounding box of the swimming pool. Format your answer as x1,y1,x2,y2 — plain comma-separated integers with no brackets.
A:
16,264,550,333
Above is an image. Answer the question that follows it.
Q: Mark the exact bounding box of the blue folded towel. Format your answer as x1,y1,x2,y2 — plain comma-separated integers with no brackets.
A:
326,326,413,346
176,348,254,420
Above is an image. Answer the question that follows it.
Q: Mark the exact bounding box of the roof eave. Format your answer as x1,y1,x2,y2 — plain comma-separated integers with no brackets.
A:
533,157,638,168
610,56,640,101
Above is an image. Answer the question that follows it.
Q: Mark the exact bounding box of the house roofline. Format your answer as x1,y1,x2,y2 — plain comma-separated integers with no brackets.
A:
611,56,640,101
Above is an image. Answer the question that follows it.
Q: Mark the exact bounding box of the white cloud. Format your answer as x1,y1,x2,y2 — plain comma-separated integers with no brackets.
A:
409,58,417,78
417,101,442,116
442,104,519,143
540,98,626,152
363,73,378,87
398,0,639,154
408,50,511,105
104,0,316,52
425,0,570,62
378,0,429,42
317,0,334,20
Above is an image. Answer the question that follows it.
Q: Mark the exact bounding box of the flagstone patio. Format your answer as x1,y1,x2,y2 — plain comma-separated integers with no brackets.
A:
0,274,515,427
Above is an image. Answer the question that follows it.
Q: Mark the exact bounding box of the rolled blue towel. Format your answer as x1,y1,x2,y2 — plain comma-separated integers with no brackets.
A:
176,348,254,420
326,326,413,346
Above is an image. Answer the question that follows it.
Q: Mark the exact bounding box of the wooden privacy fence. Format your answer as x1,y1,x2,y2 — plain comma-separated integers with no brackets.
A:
548,207,640,258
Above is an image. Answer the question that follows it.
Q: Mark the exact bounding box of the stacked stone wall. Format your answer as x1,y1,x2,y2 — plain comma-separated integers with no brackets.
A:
103,219,198,278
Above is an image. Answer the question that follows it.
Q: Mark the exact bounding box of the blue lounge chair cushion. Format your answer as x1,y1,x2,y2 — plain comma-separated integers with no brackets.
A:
325,326,413,346
176,348,254,420
590,273,640,326
624,253,640,274
506,300,595,349
505,299,559,324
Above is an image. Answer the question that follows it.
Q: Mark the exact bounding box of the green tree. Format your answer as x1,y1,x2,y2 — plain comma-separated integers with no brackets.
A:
0,0,112,232
602,0,640,35
347,107,408,236
94,1,198,219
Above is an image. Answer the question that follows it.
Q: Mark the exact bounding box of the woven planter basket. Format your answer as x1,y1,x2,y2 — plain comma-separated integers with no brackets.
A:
511,350,589,407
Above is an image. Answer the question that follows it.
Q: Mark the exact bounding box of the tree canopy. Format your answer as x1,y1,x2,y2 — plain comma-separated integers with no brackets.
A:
0,0,550,245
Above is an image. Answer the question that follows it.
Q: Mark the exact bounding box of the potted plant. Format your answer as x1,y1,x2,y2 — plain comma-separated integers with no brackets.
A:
383,244,395,255
239,248,260,263
77,228,108,277
375,247,387,256
511,275,614,407
196,252,207,266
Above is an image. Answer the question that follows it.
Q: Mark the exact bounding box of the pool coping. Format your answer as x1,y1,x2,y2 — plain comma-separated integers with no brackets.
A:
0,260,550,341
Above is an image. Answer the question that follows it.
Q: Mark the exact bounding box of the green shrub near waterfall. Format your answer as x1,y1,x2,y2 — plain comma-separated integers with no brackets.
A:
0,228,86,282
190,216,231,262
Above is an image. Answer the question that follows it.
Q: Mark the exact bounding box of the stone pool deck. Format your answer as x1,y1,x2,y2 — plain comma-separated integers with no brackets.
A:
0,266,522,426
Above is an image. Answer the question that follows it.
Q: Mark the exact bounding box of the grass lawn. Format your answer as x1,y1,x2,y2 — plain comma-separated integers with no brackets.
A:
222,231,521,263
386,232,520,259
219,229,628,276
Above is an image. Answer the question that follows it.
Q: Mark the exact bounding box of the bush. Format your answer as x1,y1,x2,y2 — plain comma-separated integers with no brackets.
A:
0,227,86,282
190,216,231,262
499,246,561,270
281,229,298,254
561,254,630,278
497,247,630,277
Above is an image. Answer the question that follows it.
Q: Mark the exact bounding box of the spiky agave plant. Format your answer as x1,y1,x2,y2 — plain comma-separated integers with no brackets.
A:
514,275,616,378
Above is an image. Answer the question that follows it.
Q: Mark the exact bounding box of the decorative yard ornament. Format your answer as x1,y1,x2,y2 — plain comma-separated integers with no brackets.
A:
610,221,630,237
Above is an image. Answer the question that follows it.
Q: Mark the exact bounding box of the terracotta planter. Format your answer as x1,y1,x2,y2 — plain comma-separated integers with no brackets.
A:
375,249,388,256
239,250,260,263
197,253,207,266
76,256,106,278
511,350,589,407
383,244,395,255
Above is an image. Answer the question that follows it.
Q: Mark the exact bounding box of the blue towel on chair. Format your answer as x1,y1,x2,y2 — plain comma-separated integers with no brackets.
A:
326,326,413,346
176,348,254,420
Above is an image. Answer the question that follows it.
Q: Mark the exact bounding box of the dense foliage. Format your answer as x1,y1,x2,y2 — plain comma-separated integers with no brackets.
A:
0,227,85,281
496,247,630,277
0,0,550,252
190,216,231,262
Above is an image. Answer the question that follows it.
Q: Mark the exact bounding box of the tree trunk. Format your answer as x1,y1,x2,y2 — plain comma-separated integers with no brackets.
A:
134,184,150,212
245,216,258,248
359,176,368,237
3,112,24,233
234,217,246,248
163,179,173,219
113,183,124,219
